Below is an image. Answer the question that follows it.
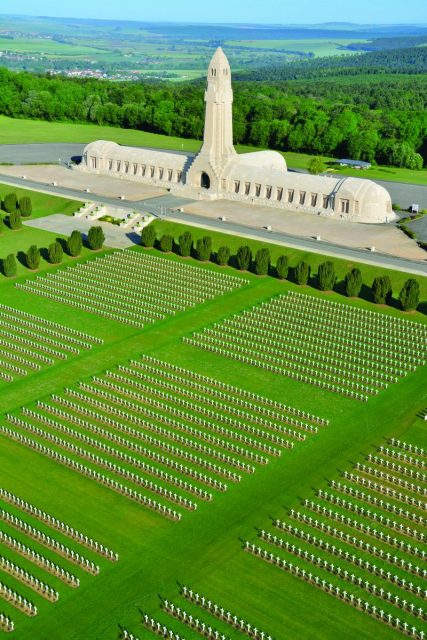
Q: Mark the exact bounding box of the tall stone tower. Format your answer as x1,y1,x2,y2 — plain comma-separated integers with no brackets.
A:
186,47,236,192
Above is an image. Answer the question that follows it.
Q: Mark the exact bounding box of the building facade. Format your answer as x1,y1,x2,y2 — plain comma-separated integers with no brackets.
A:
80,48,394,224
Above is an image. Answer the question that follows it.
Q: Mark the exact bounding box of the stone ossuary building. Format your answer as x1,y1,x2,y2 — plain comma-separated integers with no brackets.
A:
80,48,394,224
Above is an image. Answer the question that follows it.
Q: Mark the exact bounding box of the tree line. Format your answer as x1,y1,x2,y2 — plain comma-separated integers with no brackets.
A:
141,225,421,312
0,64,425,169
0,226,105,277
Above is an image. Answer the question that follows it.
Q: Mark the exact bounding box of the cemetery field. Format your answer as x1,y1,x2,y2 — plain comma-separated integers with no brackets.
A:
0,240,425,640
150,219,427,304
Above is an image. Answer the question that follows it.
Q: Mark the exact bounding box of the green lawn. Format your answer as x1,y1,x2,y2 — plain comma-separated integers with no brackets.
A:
0,182,80,219
0,179,425,640
1,115,426,186
0,235,425,639
0,186,85,275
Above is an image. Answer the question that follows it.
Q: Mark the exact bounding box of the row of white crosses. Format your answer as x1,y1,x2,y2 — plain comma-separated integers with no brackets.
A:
0,530,80,587
222,307,405,386
271,521,427,596
190,326,382,392
0,317,80,357
117,365,305,443
0,580,37,616
70,264,217,308
43,270,168,321
39,397,240,485
367,454,427,483
356,466,426,499
0,506,99,575
285,290,427,334
0,487,119,562
0,308,98,350
16,282,146,329
0,612,14,632
49,268,188,310
275,295,425,353
14,410,209,504
0,370,14,383
0,337,55,366
137,353,328,428
26,404,226,494
0,303,103,344
237,306,412,374
104,369,295,449
389,439,426,458
0,358,28,378
111,250,247,287
379,446,426,470
303,498,424,546
141,613,187,639
161,601,230,640
347,468,426,509
322,484,425,527
0,426,182,521
245,542,426,639
126,362,309,439
185,288,426,399
181,585,274,640
287,508,425,560
183,336,370,402
1,350,40,372
90,375,281,459
257,532,426,618
77,381,269,465
18,249,247,329
6,416,198,512
0,324,70,360
0,555,58,602
92,251,246,296
62,387,255,474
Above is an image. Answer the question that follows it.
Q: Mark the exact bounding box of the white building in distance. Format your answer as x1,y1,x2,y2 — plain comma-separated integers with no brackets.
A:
81,47,394,224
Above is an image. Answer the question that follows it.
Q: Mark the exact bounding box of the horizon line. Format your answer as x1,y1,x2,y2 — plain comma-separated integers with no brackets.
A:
0,13,425,27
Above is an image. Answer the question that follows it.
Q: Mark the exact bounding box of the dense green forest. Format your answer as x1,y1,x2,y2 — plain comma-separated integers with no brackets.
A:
234,46,427,79
0,55,426,169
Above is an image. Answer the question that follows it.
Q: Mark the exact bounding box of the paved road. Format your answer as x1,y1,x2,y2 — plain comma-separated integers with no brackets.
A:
1,143,426,208
0,144,85,165
1,172,426,277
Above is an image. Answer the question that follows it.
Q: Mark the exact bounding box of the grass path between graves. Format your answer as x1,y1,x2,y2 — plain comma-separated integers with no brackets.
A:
0,242,425,639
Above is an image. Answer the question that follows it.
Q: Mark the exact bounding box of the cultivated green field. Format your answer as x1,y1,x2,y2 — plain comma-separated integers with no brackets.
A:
225,39,369,57
0,177,425,639
0,37,104,57
2,116,426,186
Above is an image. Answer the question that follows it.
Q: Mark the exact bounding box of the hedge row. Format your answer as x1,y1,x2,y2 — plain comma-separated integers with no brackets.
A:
141,226,421,312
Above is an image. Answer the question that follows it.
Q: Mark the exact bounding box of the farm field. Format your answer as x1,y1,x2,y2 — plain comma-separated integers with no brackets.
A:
1,116,426,186
225,39,369,57
0,215,425,639
0,37,105,57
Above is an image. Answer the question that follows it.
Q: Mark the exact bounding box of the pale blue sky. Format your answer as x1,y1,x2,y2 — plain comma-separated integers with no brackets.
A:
0,0,425,24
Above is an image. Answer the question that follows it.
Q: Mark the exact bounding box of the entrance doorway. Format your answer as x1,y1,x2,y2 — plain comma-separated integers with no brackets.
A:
201,172,210,189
